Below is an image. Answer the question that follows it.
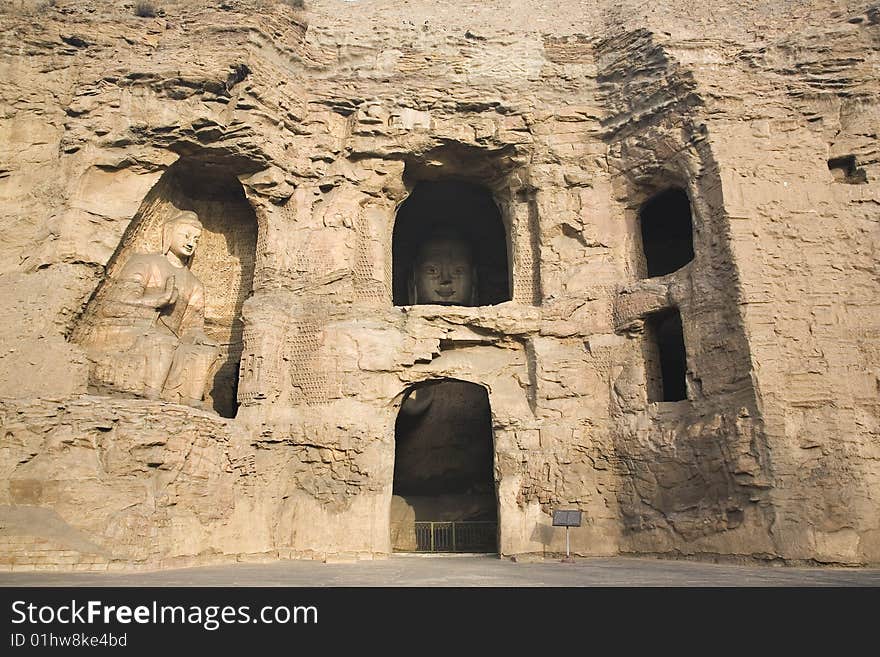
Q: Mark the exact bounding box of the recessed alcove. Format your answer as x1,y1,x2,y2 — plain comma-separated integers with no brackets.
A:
828,155,868,184
392,180,511,307
73,156,258,418
638,188,695,278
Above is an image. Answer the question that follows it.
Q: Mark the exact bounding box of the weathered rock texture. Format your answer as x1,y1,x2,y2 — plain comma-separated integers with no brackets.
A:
0,0,877,569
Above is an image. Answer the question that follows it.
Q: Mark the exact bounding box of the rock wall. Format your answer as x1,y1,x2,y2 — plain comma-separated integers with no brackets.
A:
0,0,877,568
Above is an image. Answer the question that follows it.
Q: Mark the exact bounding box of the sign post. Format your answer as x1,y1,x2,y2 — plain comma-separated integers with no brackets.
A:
551,510,582,563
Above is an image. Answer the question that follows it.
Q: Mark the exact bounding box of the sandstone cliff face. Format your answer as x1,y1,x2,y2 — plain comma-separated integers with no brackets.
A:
0,0,877,568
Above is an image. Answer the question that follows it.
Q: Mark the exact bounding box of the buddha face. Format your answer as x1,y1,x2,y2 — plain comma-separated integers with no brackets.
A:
412,237,475,305
166,221,202,261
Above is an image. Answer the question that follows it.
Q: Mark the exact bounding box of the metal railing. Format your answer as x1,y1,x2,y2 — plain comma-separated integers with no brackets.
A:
411,521,497,553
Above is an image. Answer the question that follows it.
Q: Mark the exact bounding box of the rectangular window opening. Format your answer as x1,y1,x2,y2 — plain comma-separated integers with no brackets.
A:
644,308,687,402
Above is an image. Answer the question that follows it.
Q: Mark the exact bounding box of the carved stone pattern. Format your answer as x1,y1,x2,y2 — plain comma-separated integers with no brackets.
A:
353,207,390,303
238,320,283,404
511,203,537,304
287,317,334,406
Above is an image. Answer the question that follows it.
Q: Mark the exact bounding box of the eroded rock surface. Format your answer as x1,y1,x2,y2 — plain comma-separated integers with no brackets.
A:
0,0,877,568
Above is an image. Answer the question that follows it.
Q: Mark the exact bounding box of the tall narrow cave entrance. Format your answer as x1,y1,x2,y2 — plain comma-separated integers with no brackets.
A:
644,307,688,402
391,379,498,553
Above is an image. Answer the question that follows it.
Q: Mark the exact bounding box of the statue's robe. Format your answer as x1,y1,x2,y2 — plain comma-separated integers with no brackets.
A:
85,253,219,405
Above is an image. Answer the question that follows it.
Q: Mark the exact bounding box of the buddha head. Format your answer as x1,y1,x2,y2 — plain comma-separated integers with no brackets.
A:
409,229,477,306
161,210,203,265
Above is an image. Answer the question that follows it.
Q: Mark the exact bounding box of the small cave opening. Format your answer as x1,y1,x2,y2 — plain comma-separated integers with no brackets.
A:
644,307,687,402
391,379,497,553
638,188,695,278
392,180,510,307
828,155,868,184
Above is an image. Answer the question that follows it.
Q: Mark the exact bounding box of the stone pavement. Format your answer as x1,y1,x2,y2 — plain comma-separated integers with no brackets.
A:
2,555,879,587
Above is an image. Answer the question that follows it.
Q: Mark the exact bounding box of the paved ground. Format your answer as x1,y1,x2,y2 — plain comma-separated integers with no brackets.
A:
2,554,879,586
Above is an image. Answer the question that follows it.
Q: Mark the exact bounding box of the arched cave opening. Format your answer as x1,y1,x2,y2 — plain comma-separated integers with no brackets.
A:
392,180,510,307
644,307,687,402
391,379,497,553
638,188,695,278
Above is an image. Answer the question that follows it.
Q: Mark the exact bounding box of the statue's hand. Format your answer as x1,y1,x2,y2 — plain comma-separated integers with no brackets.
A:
142,276,178,309
160,276,179,307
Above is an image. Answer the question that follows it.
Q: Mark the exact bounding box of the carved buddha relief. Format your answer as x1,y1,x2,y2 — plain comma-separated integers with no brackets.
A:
408,230,478,306
81,211,221,409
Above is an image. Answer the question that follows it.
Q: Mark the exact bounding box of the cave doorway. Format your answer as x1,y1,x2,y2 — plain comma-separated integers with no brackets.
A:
391,379,498,553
